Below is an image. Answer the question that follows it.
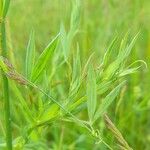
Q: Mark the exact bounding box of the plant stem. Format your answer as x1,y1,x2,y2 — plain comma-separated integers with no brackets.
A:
1,20,12,150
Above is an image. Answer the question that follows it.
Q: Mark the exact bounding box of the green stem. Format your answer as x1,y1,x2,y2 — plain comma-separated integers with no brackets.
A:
1,20,12,150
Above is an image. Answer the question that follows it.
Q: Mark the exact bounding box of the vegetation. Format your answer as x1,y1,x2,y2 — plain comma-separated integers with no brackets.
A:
0,0,150,149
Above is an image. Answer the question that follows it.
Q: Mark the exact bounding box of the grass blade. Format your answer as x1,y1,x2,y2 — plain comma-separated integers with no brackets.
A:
2,0,10,18
0,1,3,17
86,65,97,124
31,33,60,82
69,44,81,98
118,33,139,62
101,36,118,68
94,81,126,122
25,30,35,79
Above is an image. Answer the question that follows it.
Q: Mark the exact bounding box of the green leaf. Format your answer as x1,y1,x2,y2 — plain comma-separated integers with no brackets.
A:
94,81,126,122
60,0,80,61
2,0,10,18
10,82,33,123
118,33,139,62
25,30,35,79
82,52,94,78
68,96,86,112
70,0,81,33
119,67,140,77
60,24,68,60
39,104,59,123
97,81,114,95
119,60,147,77
101,36,118,68
31,33,60,82
69,44,81,98
103,59,120,80
87,65,97,123
0,1,3,17
118,32,129,57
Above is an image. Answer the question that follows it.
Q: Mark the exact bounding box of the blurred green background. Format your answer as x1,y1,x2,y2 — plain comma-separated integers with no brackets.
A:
2,0,150,149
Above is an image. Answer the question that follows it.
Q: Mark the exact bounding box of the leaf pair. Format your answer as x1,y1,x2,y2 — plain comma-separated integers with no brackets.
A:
25,31,60,82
